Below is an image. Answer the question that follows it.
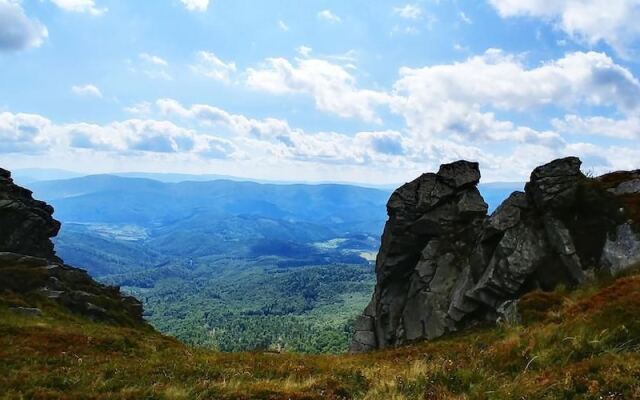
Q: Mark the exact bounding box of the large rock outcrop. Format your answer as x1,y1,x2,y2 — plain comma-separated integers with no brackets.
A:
0,168,143,325
351,157,640,352
0,168,61,261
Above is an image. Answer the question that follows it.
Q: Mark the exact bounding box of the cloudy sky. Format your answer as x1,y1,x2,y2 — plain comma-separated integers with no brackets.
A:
2,0,640,184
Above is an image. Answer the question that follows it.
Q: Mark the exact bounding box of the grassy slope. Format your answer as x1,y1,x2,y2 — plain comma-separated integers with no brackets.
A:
2,271,640,400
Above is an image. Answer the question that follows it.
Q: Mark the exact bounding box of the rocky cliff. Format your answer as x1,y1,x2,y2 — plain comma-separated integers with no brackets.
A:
0,168,61,261
0,168,143,325
351,157,640,352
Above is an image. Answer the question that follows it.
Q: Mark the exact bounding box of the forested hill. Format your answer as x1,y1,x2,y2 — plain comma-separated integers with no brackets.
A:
22,173,521,353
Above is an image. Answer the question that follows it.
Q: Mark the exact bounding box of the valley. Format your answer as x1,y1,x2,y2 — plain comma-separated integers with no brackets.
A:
21,171,521,353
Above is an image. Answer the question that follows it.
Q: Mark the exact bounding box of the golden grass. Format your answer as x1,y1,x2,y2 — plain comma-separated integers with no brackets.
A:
2,274,640,399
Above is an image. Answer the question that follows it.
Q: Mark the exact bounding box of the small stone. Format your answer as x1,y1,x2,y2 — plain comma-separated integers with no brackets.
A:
10,307,42,317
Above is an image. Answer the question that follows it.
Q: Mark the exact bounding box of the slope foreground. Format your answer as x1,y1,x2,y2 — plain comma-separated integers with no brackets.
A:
2,268,640,399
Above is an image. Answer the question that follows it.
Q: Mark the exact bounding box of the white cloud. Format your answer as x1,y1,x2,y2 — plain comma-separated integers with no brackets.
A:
156,98,294,140
553,114,640,139
394,4,423,20
139,53,168,67
459,11,472,24
297,46,312,57
0,111,236,159
246,57,390,123
488,0,640,56
191,51,237,83
0,112,53,153
50,0,106,15
180,0,209,12
278,20,289,31
124,102,153,115
71,84,103,98
130,98,411,167
317,9,341,23
392,49,640,143
0,0,48,51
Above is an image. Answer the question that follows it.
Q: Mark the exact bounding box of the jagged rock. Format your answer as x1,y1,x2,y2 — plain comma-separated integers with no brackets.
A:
0,168,61,261
349,161,487,351
352,157,640,352
0,170,144,326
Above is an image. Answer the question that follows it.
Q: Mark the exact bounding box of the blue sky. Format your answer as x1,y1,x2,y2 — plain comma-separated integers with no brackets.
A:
1,0,640,184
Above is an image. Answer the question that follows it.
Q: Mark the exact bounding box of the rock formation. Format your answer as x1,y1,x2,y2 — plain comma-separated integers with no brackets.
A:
0,168,61,261
0,168,143,325
351,157,640,352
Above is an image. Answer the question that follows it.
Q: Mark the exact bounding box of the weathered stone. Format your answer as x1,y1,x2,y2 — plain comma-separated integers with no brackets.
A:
0,169,61,261
611,179,640,195
437,161,481,188
351,156,640,352
601,223,640,276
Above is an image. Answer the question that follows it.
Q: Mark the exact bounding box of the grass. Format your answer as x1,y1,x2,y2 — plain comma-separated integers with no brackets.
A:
2,272,640,400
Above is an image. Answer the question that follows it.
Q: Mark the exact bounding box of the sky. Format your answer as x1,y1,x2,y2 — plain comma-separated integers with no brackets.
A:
1,0,640,184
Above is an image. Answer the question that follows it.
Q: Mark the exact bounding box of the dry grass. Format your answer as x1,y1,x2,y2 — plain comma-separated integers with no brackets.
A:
2,274,640,399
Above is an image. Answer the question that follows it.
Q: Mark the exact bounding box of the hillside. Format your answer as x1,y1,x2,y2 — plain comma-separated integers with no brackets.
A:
24,176,390,352
2,268,639,399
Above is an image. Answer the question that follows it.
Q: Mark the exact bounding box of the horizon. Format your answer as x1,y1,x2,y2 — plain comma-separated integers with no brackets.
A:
11,165,530,188
3,1,640,184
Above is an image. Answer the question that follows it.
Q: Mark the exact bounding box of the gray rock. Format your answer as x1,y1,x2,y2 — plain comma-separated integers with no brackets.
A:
351,156,640,352
0,169,61,261
10,307,42,317
496,300,520,326
601,223,640,276
611,179,640,195
437,161,481,188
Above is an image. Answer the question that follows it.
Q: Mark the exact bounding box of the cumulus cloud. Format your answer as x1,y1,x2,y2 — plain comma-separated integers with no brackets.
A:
246,57,390,123
553,114,640,139
0,112,53,153
191,51,237,83
66,119,218,155
317,9,341,23
394,4,423,20
180,0,209,12
71,84,103,98
156,98,294,139
0,111,237,159
50,0,106,15
0,0,48,52
392,49,640,143
488,0,640,56
124,98,413,166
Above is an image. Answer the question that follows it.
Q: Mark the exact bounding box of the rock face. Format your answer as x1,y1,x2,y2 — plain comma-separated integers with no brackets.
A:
0,168,143,325
0,168,61,261
351,157,640,352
